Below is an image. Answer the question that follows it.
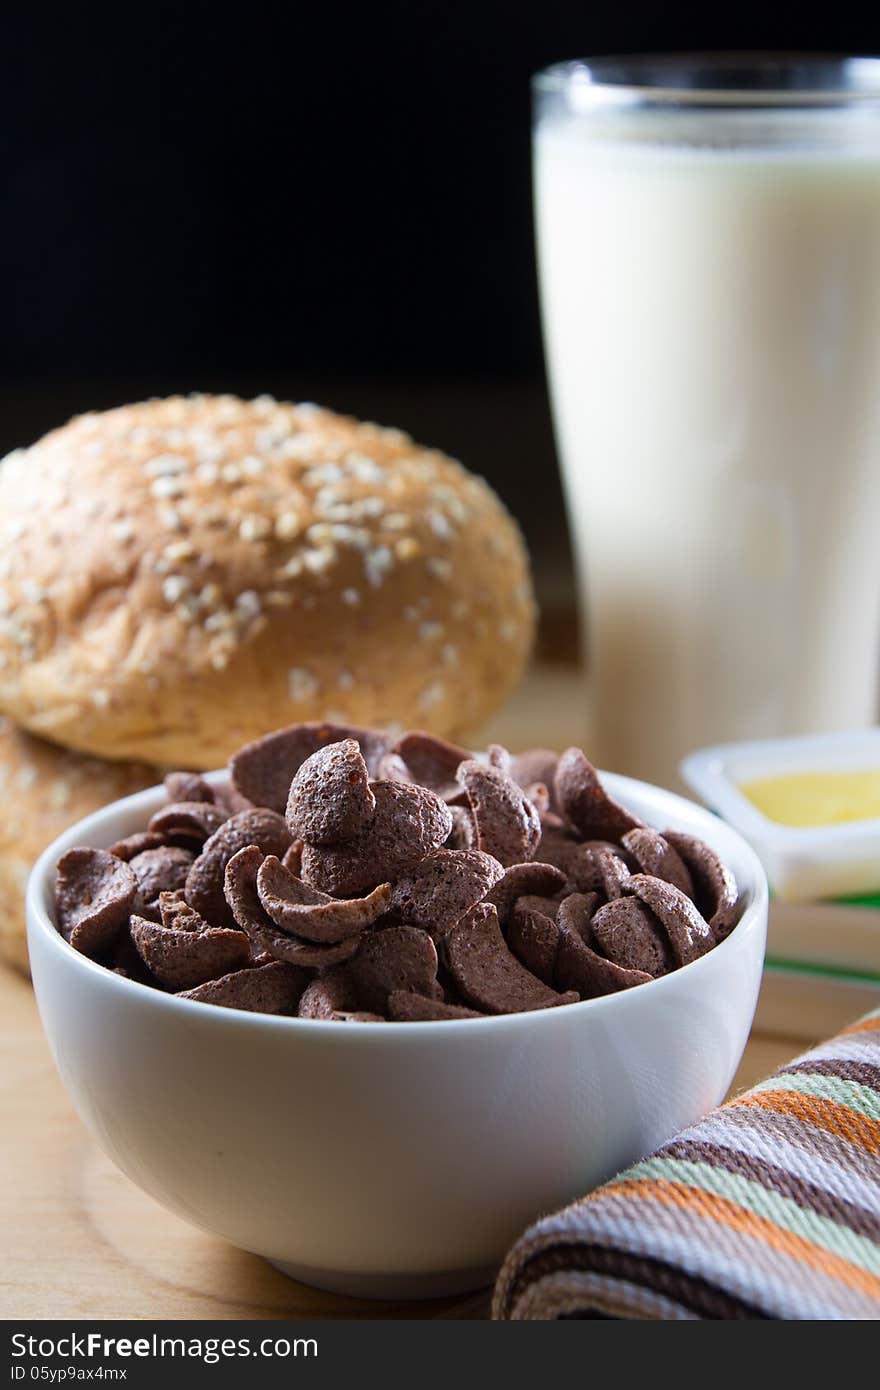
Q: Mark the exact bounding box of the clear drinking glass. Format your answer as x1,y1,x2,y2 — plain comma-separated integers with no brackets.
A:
533,54,880,789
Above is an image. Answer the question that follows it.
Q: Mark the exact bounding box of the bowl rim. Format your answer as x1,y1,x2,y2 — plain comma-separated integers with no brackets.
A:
27,766,768,1037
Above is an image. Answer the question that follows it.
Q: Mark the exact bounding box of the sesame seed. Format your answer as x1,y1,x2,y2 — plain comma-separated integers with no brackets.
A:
144,454,188,478
92,689,111,709
364,546,393,588
302,546,336,575
341,588,360,607
196,461,220,484
239,513,272,542
345,452,384,483
418,621,443,642
359,497,386,518
241,454,265,477
394,537,420,561
163,540,195,562
204,610,234,632
288,667,320,701
235,590,261,619
500,619,518,642
20,580,46,604
111,520,136,544
383,512,410,531
265,589,294,607
48,778,72,810
426,558,452,583
428,510,454,541
150,476,185,500
337,669,355,690
314,486,344,513
221,463,242,485
175,599,200,624
275,511,302,541
162,575,191,604
158,507,184,532
417,681,446,711
303,462,344,487
197,583,223,609
442,644,459,667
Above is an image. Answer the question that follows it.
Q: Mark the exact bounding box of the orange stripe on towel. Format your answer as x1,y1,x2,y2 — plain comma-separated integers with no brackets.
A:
597,1178,880,1299
726,1090,880,1155
841,1015,880,1038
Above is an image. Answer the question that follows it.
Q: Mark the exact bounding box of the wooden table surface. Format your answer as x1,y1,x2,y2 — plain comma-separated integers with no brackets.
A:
0,666,813,1320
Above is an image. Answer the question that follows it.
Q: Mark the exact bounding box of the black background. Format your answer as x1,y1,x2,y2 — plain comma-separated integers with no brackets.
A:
3,5,879,601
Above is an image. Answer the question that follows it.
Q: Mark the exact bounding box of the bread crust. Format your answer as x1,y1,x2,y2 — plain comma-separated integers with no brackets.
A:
0,396,535,767
0,718,158,974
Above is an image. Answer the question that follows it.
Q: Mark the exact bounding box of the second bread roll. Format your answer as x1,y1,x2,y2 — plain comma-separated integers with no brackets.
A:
0,718,159,975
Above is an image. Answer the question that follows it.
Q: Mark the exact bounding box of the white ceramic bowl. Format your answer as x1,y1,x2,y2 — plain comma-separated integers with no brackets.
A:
27,770,768,1300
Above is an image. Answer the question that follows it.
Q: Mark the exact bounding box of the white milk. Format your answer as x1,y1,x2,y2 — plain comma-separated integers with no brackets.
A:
535,114,880,789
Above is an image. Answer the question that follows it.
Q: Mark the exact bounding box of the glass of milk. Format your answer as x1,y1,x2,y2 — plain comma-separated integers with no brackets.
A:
533,54,880,789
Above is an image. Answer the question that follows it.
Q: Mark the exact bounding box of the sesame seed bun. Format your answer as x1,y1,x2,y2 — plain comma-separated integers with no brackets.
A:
0,395,535,768
0,717,158,974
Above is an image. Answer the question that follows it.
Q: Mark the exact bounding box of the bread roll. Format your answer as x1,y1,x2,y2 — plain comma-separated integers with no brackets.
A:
0,396,535,769
0,718,159,974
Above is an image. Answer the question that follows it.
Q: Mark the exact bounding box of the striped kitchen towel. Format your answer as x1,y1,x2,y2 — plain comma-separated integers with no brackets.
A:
493,1007,880,1319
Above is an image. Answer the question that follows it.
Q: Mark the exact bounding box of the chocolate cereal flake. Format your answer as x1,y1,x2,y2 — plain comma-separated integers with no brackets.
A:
389,848,504,939
185,808,292,928
300,780,453,897
507,901,561,985
555,922,653,998
55,847,137,957
225,846,362,968
256,854,391,942
297,966,357,1019
622,828,694,898
129,845,194,918
662,831,740,938
129,912,252,990
285,739,376,844
230,721,391,812
445,903,578,1015
390,730,472,798
148,800,228,845
178,960,308,1014
349,925,440,1014
456,760,542,867
554,747,643,841
163,771,216,805
590,896,672,977
387,991,484,1021
626,874,714,966
107,831,167,861
486,862,567,925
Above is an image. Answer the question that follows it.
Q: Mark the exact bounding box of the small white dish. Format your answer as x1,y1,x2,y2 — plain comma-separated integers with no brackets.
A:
27,769,767,1300
682,729,880,902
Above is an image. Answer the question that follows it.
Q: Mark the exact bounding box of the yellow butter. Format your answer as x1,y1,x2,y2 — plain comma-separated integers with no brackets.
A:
738,769,880,828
